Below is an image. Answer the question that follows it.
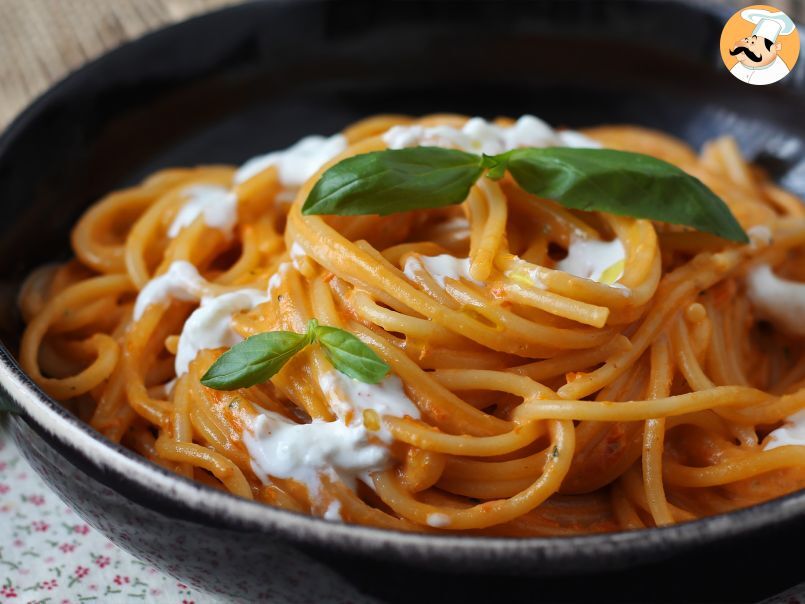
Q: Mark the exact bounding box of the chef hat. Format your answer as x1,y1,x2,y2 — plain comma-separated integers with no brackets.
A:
741,8,796,43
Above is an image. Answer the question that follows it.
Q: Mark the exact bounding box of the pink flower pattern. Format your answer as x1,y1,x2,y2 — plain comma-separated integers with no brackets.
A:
0,429,212,602
74,565,90,579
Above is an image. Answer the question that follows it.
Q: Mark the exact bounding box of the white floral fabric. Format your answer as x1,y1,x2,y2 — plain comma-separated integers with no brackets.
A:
0,428,223,604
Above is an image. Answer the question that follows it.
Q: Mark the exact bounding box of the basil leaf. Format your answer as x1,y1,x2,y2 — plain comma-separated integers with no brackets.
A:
201,331,310,390
302,147,484,216
504,147,749,243
481,154,508,180
200,320,390,390
314,326,390,384
304,318,319,342
301,145,747,243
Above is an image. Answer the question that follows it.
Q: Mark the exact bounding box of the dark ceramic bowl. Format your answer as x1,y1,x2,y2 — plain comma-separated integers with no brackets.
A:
1,1,804,602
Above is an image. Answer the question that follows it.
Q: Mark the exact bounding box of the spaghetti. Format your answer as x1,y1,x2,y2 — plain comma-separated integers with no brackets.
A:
18,114,805,534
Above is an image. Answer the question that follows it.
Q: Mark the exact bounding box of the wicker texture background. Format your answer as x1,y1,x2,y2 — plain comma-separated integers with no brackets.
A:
0,0,237,128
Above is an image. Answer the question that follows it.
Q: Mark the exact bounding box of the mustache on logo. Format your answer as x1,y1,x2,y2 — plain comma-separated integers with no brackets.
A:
730,46,763,62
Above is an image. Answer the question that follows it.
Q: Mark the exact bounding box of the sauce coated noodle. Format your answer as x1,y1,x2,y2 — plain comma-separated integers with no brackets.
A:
18,114,805,534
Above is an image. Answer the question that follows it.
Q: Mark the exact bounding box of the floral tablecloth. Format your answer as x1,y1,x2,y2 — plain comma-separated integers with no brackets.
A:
0,428,222,604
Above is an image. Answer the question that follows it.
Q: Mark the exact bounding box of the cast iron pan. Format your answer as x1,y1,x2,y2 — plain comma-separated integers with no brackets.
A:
0,1,803,601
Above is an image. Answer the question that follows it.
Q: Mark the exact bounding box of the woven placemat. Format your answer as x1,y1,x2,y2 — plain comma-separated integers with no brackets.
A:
0,0,238,128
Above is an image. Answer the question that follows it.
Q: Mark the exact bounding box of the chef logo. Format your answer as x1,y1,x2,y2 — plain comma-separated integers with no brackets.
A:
720,5,799,85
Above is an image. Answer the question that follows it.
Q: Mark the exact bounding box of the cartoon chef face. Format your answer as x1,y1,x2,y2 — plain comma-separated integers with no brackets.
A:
725,7,797,86
730,34,781,68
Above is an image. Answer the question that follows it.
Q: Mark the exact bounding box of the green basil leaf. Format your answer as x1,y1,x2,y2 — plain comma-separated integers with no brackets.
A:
481,154,508,180
304,318,319,343
504,147,749,243
302,147,484,216
201,331,310,390
314,326,390,384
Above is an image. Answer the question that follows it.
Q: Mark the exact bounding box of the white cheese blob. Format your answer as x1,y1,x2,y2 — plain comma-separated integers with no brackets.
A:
243,371,419,504
244,411,389,494
168,185,238,239
169,133,349,238
764,409,805,450
134,261,268,375
747,225,773,247
234,134,348,187
267,262,293,299
426,513,451,528
383,115,600,154
556,238,626,285
290,242,307,271
439,216,470,232
746,264,805,337
319,371,420,425
523,268,547,290
133,261,206,320
324,500,343,522
554,129,600,148
174,289,266,376
403,254,482,289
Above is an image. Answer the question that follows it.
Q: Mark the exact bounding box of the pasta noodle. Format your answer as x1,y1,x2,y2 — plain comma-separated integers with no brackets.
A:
17,114,805,534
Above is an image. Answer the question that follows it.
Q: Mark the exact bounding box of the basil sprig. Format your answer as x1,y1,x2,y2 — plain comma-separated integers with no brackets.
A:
201,319,390,390
314,326,390,383
302,146,749,243
303,147,485,216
